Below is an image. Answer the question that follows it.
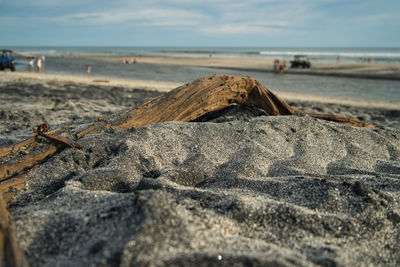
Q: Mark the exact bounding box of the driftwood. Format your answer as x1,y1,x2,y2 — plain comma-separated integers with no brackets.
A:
0,74,373,265
32,123,83,150
1,195,29,266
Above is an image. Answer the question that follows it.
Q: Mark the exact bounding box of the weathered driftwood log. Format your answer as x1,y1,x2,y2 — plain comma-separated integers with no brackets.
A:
75,74,299,137
77,74,372,136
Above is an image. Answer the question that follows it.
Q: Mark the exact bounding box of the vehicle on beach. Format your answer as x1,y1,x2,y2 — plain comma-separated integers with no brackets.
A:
290,55,311,68
0,49,16,71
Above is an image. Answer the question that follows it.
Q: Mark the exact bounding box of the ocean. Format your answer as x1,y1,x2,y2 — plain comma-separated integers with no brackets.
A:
8,46,400,64
5,46,400,101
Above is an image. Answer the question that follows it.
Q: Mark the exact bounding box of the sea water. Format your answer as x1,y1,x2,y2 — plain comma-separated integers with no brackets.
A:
6,46,400,101
8,46,400,64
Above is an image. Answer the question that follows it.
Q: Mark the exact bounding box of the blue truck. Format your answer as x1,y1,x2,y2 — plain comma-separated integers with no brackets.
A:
0,49,16,71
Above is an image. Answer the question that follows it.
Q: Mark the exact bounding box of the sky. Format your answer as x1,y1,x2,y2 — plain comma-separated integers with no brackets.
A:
1,0,399,47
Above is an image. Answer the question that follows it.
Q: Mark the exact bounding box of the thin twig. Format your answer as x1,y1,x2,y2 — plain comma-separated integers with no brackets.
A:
33,123,82,149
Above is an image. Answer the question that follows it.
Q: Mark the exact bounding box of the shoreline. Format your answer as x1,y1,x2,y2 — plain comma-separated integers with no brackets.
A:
66,54,400,81
3,71,400,110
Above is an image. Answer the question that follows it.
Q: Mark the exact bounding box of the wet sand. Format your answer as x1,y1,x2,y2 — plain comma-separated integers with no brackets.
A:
68,54,400,80
1,72,400,266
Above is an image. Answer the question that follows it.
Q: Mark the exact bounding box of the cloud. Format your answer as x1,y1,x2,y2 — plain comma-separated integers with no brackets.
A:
2,0,324,38
2,0,399,46
52,7,208,27
52,12,132,24
352,12,400,25
134,8,208,26
196,0,315,36
201,24,285,35
2,0,95,7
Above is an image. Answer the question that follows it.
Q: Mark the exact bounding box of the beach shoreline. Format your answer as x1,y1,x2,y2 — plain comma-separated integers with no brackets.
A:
65,54,400,81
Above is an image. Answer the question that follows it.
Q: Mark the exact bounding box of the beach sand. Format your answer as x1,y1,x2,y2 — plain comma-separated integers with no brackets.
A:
1,72,400,266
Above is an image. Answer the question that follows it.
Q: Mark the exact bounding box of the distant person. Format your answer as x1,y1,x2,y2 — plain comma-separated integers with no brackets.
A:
86,65,91,75
279,62,285,73
28,58,34,72
42,56,46,71
273,59,280,73
336,56,340,63
284,61,290,71
36,57,42,72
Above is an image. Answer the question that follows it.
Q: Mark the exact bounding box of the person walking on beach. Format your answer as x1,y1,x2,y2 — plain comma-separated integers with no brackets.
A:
41,56,45,72
28,57,34,72
36,57,42,72
86,65,91,75
273,59,280,73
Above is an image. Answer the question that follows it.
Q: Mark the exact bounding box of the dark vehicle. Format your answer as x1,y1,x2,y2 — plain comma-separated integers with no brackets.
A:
0,49,16,71
290,55,311,68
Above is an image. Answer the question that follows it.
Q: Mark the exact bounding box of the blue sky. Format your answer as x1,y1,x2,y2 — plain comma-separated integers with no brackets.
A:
1,0,399,47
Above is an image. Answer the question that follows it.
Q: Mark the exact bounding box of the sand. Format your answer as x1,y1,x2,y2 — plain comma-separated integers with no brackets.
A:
1,72,400,266
68,54,400,80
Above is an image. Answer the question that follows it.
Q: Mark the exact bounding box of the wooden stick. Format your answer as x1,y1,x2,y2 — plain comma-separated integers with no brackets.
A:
0,195,29,266
0,137,37,158
0,146,59,182
33,123,82,149
1,174,28,203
